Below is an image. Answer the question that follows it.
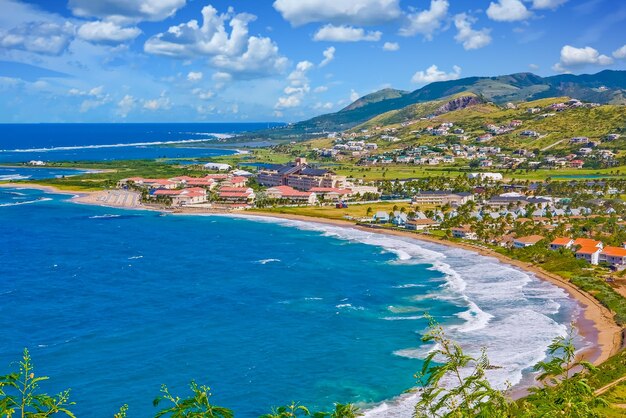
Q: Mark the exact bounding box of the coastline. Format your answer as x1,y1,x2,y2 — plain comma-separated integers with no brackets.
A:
2,182,622,383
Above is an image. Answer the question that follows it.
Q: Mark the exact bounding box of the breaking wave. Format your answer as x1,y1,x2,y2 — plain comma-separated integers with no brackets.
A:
0,139,214,153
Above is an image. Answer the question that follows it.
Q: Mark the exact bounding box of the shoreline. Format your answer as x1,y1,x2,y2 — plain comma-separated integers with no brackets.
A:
2,182,622,388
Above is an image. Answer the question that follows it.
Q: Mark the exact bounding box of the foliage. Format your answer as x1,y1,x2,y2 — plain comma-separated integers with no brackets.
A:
153,382,233,418
570,276,626,326
520,327,608,417
0,348,75,417
413,316,514,417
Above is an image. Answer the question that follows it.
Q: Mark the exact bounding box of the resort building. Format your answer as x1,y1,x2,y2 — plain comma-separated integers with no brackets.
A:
308,187,352,201
599,246,626,268
451,226,477,240
152,187,208,206
405,219,440,231
411,191,474,206
572,238,603,250
575,246,602,265
467,172,503,181
513,235,545,248
217,187,256,204
257,158,346,190
373,211,390,223
203,163,231,171
549,237,574,250
265,186,317,204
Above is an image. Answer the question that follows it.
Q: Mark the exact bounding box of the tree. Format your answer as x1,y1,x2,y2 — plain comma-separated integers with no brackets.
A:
153,381,233,418
0,348,75,417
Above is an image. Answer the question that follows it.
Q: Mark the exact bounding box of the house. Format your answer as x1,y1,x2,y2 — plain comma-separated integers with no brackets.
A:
513,235,544,248
451,225,477,240
405,219,440,231
373,211,390,223
264,185,317,205
203,163,232,171
549,237,574,250
222,176,248,188
600,246,626,268
467,172,503,181
392,211,408,226
576,246,601,265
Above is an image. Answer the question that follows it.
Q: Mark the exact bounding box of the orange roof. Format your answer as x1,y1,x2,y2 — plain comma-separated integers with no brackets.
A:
515,235,544,244
601,246,626,257
550,237,573,246
576,246,600,255
573,238,602,248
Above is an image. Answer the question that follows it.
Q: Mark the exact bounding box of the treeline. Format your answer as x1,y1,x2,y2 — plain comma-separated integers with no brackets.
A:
0,318,620,417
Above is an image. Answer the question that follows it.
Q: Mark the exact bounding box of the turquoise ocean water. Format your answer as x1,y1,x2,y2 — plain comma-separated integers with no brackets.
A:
0,187,581,417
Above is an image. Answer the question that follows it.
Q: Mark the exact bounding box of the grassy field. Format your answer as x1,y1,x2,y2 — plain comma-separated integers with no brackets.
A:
253,201,415,220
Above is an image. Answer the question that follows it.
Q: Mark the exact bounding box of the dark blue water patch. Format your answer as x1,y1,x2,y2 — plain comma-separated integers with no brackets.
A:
0,166,90,180
0,123,278,162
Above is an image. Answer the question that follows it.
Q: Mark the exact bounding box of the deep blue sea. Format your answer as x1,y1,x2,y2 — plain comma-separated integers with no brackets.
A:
0,123,277,162
0,187,581,417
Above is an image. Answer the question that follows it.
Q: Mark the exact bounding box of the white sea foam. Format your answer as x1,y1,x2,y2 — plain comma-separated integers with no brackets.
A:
382,315,423,321
0,174,30,180
0,139,213,153
128,255,143,260
89,214,121,219
0,197,51,207
222,214,580,417
255,258,281,265
336,303,365,311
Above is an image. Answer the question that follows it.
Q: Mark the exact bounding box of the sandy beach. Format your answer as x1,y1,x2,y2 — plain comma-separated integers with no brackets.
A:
2,182,622,368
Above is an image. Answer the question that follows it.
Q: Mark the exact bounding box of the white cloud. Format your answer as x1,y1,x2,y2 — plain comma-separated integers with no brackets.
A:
529,63,540,70
453,14,492,50
350,89,360,102
552,45,613,72
68,0,186,23
613,44,626,59
117,95,136,117
486,0,532,22
272,0,401,26
275,60,314,109
314,85,328,93
399,0,448,40
192,88,215,99
0,21,75,55
411,64,461,84
320,46,335,67
531,0,568,9
314,101,334,110
187,71,203,82
144,6,288,78
383,41,400,51
77,21,141,43
313,25,381,42
143,96,171,111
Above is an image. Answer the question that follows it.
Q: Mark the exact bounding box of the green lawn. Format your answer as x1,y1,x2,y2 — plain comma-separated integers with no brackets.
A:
253,201,417,220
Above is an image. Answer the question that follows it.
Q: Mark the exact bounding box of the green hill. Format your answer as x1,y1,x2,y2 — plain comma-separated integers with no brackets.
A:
263,70,626,138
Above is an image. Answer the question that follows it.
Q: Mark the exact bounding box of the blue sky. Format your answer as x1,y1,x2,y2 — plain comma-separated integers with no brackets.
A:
0,0,624,123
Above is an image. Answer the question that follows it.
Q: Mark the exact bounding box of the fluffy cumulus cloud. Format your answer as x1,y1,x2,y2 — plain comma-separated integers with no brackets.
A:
553,45,613,72
187,71,203,82
272,0,401,26
0,21,75,55
143,95,172,111
399,0,448,40
275,60,314,109
383,41,399,51
531,0,568,9
486,0,532,22
144,5,288,78
77,21,141,43
454,14,492,50
613,45,626,59
320,46,335,67
68,0,186,23
411,64,461,84
117,95,136,117
313,25,381,42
